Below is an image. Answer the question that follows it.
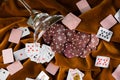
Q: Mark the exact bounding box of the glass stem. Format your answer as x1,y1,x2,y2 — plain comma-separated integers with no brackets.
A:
18,0,34,15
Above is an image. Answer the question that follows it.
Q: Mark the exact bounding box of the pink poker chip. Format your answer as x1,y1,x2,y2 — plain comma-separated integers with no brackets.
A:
53,32,66,45
63,43,75,58
80,45,91,58
72,32,90,49
49,24,66,35
50,42,64,53
65,28,76,42
43,30,53,44
71,44,83,57
88,34,99,50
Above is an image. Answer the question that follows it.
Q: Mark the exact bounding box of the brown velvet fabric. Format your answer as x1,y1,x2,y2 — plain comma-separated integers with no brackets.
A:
0,0,120,80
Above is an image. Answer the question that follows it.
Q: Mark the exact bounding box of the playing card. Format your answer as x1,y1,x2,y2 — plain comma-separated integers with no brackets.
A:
46,62,59,75
8,29,22,44
2,48,14,64
112,64,120,80
95,56,110,68
25,43,40,57
67,68,84,80
100,14,117,29
115,9,120,23
14,48,28,61
36,71,49,80
18,27,30,38
76,0,91,13
25,77,34,80
42,44,55,62
0,68,9,80
7,61,23,75
62,12,81,30
96,27,113,42
30,52,40,63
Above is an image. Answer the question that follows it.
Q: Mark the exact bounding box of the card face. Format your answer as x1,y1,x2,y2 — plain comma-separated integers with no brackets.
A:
100,14,117,29
46,62,59,75
115,9,120,23
95,56,110,68
14,48,28,61
67,68,84,80
7,61,23,75
36,71,49,80
0,68,9,80
42,44,55,62
8,29,22,44
76,0,91,13
96,27,113,42
62,13,81,30
112,64,120,80
2,48,14,64
18,27,30,38
25,43,40,57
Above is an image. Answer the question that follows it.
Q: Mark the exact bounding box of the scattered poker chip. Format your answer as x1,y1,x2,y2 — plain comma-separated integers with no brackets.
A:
49,24,66,35
72,32,90,49
53,32,67,45
42,30,53,44
50,42,64,53
63,43,75,58
71,44,83,57
88,34,99,50
77,32,91,46
80,45,91,58
65,29,76,42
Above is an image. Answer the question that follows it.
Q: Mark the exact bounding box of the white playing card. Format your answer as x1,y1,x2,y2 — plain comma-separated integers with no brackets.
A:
42,44,55,62
25,43,40,57
30,52,40,63
14,48,28,61
18,27,30,38
96,27,113,42
25,77,34,80
67,69,84,80
115,9,120,23
66,69,73,80
95,56,110,68
36,71,49,80
0,68,9,80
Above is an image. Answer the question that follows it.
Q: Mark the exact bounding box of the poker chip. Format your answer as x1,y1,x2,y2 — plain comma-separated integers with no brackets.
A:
49,24,66,35
72,32,91,49
65,29,76,42
42,30,53,44
80,45,91,58
53,32,67,45
71,44,83,57
63,43,75,58
50,42,64,53
88,34,99,50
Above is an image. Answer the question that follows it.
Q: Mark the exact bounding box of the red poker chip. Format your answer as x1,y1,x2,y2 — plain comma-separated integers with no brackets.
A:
50,42,64,53
77,32,91,46
63,43,75,58
42,30,53,44
88,34,99,50
53,32,67,45
80,45,91,58
49,24,66,35
71,44,84,57
65,29,76,42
